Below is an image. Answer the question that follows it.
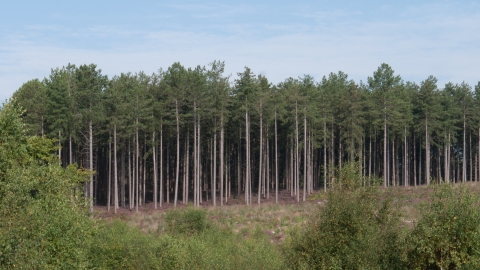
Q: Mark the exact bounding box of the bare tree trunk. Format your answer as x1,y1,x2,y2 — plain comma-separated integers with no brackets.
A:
185,133,190,204
275,110,279,204
58,130,61,165
324,120,327,192
198,115,202,205
426,118,430,185
420,137,422,186
89,121,93,214
331,120,334,182
290,139,294,196
129,140,132,209
392,140,396,186
121,144,125,207
153,131,157,209
213,123,217,206
166,147,170,204
143,137,146,206
444,139,448,184
237,128,241,199
160,123,163,207
303,110,306,202
246,109,250,205
69,135,73,165
462,116,466,182
405,128,408,186
108,135,111,212
114,125,118,212
194,108,198,206
413,134,417,186
258,102,263,205
220,115,224,206
174,100,180,207
136,118,139,213
369,135,372,186
296,102,299,202
384,112,387,187
265,130,271,200
470,132,472,182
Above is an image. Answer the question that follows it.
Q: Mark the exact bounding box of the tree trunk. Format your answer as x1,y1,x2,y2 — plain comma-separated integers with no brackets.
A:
185,133,190,204
303,109,306,202
69,135,73,165
58,130,61,165
324,119,327,192
213,124,217,206
258,101,263,205
246,109,250,205
114,125,118,212
174,100,180,207
108,135,111,212
404,128,408,186
89,120,93,214
136,118,139,213
295,102,299,202
463,115,466,182
392,140,396,186
265,130,271,200
129,139,132,209
237,128,241,199
426,117,430,185
160,123,163,207
194,107,198,206
384,112,387,187
121,143,125,207
153,131,157,209
275,110,279,204
220,115,224,206
198,115,202,205
413,134,417,186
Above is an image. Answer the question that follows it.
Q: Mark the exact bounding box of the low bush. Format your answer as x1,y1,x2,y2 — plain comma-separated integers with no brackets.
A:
406,184,480,269
89,212,283,269
163,207,210,235
283,187,405,270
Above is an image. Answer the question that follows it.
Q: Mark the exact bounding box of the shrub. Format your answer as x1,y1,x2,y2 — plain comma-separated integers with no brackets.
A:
0,102,95,269
406,184,480,269
88,221,181,269
163,208,210,235
283,187,405,269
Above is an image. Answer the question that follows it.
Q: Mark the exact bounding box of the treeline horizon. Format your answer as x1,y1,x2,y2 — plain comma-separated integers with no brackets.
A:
12,61,480,213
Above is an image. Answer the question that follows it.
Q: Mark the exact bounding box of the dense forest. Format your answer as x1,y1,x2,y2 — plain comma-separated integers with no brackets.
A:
12,61,480,213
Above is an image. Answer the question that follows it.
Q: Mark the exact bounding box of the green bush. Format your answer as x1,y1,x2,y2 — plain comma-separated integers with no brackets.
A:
88,216,283,270
406,184,480,269
283,187,405,270
88,221,181,269
0,102,95,269
163,208,210,235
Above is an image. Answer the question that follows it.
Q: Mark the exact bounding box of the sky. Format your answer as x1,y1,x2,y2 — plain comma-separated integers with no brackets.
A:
1,0,479,100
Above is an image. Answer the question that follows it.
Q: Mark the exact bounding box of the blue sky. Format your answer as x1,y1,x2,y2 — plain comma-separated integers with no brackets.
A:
1,0,479,100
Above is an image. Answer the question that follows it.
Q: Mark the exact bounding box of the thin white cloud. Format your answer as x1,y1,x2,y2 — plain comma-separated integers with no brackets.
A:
1,1,479,100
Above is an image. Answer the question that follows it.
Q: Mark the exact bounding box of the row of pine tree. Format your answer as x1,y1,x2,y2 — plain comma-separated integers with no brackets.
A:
12,61,480,213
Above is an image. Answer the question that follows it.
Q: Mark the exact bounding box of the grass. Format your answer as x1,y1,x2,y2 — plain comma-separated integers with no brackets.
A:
94,182,480,269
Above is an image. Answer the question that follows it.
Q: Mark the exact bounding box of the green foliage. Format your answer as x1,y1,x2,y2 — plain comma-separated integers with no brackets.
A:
164,208,210,235
283,187,404,269
406,184,480,269
89,214,283,270
334,161,363,191
88,221,182,269
0,101,95,269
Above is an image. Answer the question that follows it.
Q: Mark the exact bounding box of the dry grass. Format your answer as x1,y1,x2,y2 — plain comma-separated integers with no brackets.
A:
95,182,480,243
